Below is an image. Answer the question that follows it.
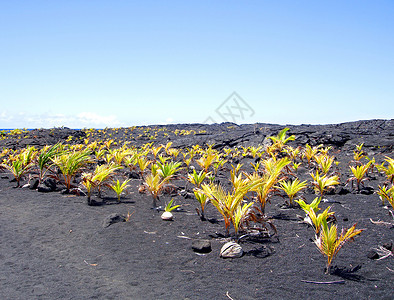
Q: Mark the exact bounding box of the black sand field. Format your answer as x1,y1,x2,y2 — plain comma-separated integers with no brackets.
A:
0,120,393,299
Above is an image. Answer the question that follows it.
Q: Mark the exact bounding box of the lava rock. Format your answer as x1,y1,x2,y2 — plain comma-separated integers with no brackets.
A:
37,184,53,193
359,186,374,195
192,240,212,253
383,242,393,251
367,250,380,260
103,213,126,228
43,178,57,191
29,178,39,190
338,187,351,195
127,171,140,179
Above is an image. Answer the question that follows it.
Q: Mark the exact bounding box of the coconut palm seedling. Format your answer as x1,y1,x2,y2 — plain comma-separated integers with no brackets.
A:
277,178,307,207
193,188,209,220
230,169,252,192
107,148,128,166
156,160,182,182
136,155,152,179
167,148,180,159
188,169,209,188
144,172,171,208
303,144,322,166
296,197,322,215
249,146,263,158
352,143,365,163
240,146,248,158
103,139,114,150
110,179,131,202
196,151,217,173
81,172,95,204
232,202,254,237
94,148,107,160
37,143,63,182
314,154,335,175
261,156,291,178
157,154,171,164
161,198,181,220
250,161,261,174
0,147,36,187
248,157,290,213
376,156,394,185
347,161,372,191
86,140,99,152
295,197,333,233
124,152,138,172
199,177,263,236
183,154,193,168
305,205,334,235
268,127,295,152
163,141,173,155
315,218,363,274
52,149,92,191
212,156,227,176
88,163,122,196
151,145,163,160
310,170,340,196
292,162,302,172
282,146,301,161
376,185,394,208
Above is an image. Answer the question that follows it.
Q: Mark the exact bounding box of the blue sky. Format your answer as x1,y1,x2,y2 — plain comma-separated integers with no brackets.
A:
1,1,393,128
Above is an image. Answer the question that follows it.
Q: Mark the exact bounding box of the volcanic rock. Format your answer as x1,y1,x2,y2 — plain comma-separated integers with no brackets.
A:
192,240,212,253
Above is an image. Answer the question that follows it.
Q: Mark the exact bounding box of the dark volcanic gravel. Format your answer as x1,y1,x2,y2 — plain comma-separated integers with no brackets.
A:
0,119,393,299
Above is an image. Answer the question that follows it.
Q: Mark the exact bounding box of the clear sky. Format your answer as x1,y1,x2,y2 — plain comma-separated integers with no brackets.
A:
1,1,393,128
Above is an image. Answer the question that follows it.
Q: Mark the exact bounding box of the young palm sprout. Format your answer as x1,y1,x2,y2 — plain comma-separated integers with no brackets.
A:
161,199,181,220
193,189,209,220
81,172,95,205
212,156,227,175
37,143,63,182
199,177,263,236
196,152,217,173
110,179,131,202
295,197,335,233
91,163,122,196
144,172,170,208
188,169,209,188
353,143,365,163
232,202,254,237
310,170,340,196
156,160,182,182
314,154,335,174
0,147,36,187
303,144,322,166
376,185,394,208
282,146,301,161
268,127,295,152
315,218,363,274
51,149,92,190
376,156,394,184
167,148,180,159
151,145,163,160
347,161,372,191
136,156,152,179
124,153,138,172
248,157,290,213
277,178,307,207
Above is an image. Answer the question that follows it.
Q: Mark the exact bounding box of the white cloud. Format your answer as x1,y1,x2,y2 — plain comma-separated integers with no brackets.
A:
0,111,122,129
77,112,120,127
0,111,13,123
